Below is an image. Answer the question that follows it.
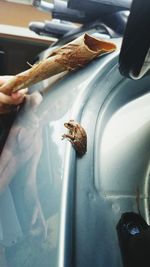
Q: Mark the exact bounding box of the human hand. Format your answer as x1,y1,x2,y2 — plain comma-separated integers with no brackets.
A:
0,76,28,113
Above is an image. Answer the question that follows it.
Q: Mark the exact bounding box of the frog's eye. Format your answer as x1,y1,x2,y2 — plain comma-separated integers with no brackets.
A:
64,122,73,128
67,123,74,128
64,120,76,128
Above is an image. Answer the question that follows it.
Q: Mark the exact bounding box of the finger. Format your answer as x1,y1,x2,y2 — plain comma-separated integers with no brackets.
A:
0,92,16,105
0,92,24,105
11,88,28,100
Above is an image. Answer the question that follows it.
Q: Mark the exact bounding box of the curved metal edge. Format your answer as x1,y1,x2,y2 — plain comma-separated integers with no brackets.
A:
57,48,120,267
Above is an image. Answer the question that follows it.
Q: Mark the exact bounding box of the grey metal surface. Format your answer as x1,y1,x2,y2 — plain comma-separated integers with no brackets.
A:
0,38,150,267
56,38,150,267
73,62,150,267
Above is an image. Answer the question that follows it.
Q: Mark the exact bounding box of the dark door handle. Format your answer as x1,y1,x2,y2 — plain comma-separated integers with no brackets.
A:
119,0,150,79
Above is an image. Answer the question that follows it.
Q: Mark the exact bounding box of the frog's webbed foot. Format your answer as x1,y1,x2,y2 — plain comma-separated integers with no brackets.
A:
62,134,66,140
62,133,74,141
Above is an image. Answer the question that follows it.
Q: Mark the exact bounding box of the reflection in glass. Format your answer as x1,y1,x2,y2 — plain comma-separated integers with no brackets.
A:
0,92,63,267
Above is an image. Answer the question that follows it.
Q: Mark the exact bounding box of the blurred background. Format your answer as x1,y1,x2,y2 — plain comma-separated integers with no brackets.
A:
0,0,51,27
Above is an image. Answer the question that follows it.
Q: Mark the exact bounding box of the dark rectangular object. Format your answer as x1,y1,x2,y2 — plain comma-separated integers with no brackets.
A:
0,51,6,75
68,0,131,14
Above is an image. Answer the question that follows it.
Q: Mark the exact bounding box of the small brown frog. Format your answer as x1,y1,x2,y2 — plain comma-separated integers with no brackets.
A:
62,120,87,156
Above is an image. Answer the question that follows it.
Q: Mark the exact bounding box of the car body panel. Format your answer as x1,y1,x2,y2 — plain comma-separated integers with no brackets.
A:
0,37,150,267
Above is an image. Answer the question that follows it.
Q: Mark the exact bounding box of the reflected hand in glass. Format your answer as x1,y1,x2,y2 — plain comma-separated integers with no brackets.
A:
0,91,47,240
